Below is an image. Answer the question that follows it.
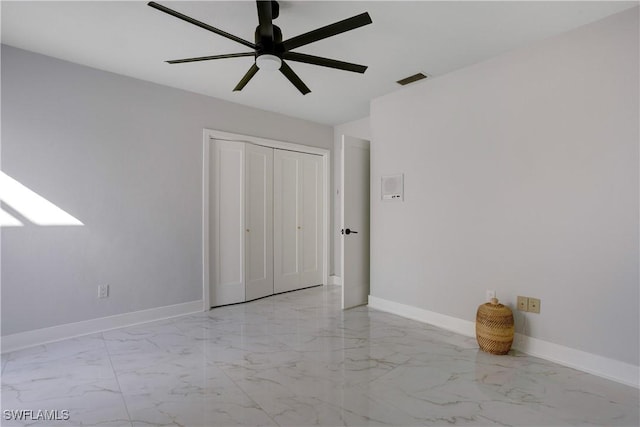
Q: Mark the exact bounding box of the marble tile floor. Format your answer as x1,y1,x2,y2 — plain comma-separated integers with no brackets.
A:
1,285,638,427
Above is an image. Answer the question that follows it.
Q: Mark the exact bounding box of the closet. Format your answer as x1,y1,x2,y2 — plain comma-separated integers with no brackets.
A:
274,150,323,293
210,139,323,307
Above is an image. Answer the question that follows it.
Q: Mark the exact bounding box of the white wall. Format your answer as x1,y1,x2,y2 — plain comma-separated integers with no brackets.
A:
370,8,639,367
1,45,332,336
333,117,371,277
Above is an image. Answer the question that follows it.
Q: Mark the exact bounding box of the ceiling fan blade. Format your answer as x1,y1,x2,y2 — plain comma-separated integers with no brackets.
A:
280,61,311,95
256,1,274,40
167,52,255,64
282,12,372,51
233,63,259,91
282,52,367,73
148,2,256,50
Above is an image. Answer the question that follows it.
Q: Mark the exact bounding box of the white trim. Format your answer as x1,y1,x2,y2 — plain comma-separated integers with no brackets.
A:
202,130,211,311
368,295,639,389
204,129,330,156
202,128,331,308
368,295,475,337
329,275,342,286
1,300,202,354
512,333,640,389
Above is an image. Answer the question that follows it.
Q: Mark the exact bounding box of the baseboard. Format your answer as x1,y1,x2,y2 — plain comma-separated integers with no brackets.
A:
1,300,203,354
329,275,342,286
368,295,475,337
512,333,639,389
368,295,639,389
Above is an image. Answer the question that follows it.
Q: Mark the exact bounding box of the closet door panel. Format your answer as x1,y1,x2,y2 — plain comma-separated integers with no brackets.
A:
274,150,324,293
274,151,301,293
245,144,274,301
212,140,245,306
300,153,324,286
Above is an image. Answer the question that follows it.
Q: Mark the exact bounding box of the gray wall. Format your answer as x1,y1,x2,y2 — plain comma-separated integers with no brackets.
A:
1,45,332,336
370,8,639,366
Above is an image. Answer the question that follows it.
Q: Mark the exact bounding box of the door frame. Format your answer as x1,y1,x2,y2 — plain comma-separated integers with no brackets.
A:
202,128,331,310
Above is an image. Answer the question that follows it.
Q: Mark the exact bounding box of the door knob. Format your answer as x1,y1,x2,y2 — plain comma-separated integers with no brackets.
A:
341,228,358,235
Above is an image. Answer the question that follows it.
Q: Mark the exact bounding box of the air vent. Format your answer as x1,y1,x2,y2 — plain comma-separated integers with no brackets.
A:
396,73,428,86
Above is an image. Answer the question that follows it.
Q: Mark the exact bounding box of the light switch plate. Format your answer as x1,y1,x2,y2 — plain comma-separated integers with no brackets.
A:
98,284,109,299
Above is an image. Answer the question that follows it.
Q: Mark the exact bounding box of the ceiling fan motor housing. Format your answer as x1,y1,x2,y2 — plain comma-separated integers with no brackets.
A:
255,25,283,56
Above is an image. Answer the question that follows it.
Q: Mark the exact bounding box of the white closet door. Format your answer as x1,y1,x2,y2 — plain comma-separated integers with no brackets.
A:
211,140,245,305
300,153,323,286
274,150,301,293
245,144,274,301
274,150,324,293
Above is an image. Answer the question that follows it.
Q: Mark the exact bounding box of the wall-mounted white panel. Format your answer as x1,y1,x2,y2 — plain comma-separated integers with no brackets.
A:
381,174,404,201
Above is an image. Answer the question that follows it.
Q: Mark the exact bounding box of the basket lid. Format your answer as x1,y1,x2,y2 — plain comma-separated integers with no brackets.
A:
479,297,512,315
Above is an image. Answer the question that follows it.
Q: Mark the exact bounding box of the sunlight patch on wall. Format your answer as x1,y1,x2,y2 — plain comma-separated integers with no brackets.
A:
0,171,83,226
0,207,23,227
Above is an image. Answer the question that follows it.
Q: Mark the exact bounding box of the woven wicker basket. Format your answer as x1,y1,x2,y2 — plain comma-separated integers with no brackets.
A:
476,297,514,355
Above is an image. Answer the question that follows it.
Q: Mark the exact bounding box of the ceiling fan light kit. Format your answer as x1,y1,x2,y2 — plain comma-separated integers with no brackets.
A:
147,1,372,95
256,54,282,71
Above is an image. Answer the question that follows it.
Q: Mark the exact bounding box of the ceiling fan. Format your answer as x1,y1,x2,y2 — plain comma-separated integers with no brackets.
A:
148,1,372,95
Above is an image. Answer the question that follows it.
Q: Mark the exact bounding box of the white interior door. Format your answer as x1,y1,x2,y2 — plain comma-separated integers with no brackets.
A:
341,136,370,309
274,150,324,293
274,150,301,293
245,144,274,301
211,139,245,306
300,153,324,287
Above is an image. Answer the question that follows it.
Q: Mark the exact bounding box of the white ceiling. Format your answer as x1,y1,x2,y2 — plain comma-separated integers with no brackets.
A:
2,1,637,125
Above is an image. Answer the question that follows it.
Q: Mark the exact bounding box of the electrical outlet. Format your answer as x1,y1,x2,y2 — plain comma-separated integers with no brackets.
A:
486,290,496,302
98,284,109,299
517,296,528,311
528,297,540,314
